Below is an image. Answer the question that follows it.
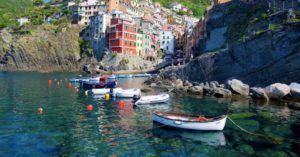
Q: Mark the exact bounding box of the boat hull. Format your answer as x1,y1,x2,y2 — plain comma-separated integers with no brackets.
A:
82,81,117,90
152,114,227,131
135,94,170,105
113,88,141,98
91,88,111,95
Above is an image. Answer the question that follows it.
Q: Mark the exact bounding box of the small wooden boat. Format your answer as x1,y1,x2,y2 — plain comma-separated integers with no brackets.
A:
112,88,141,98
135,94,170,105
152,112,227,131
91,88,111,95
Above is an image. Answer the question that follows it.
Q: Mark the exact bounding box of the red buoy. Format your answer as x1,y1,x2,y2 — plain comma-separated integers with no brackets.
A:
48,80,52,87
118,100,125,109
87,104,93,112
67,83,72,89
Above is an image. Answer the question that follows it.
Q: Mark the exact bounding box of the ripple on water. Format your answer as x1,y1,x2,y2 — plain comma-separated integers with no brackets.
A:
0,73,300,156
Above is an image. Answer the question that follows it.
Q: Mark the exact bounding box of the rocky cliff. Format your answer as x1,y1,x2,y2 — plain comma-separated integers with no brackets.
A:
0,24,83,72
163,0,300,86
165,26,300,86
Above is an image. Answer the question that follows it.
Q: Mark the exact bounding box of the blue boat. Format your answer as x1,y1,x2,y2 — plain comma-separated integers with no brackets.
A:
82,81,117,90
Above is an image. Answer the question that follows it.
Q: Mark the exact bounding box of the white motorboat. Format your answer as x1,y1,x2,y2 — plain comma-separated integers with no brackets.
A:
135,94,170,105
152,112,227,131
112,88,141,98
91,88,111,95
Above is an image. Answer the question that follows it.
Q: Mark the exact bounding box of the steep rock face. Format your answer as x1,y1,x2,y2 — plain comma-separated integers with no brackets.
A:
0,25,83,72
174,27,300,86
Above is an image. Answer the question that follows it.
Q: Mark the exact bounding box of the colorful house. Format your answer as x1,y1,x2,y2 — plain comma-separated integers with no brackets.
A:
109,18,137,56
136,33,143,56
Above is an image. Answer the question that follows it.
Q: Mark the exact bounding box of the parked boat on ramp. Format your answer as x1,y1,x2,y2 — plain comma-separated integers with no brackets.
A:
152,112,227,131
112,88,141,98
134,94,170,105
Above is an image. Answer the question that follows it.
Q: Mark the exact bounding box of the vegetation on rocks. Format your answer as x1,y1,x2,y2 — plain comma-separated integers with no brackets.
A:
154,0,211,17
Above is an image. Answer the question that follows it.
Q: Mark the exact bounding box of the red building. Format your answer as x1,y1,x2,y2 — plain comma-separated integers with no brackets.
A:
109,18,137,56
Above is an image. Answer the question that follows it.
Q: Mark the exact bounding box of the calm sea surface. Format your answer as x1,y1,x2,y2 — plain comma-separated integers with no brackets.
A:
0,72,299,157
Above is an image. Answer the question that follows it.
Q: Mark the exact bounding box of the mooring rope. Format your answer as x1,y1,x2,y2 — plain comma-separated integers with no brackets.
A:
227,116,300,144
227,117,262,136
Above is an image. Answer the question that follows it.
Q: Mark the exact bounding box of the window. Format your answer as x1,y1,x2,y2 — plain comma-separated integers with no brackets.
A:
163,36,165,39
134,42,136,46
125,41,128,45
126,26,128,30
166,46,168,50
162,41,165,44
130,42,132,46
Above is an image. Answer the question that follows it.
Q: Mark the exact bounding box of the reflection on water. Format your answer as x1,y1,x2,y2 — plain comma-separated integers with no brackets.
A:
152,125,226,146
0,73,300,156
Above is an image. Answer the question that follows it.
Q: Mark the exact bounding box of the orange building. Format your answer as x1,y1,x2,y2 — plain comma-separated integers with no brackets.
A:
107,0,119,13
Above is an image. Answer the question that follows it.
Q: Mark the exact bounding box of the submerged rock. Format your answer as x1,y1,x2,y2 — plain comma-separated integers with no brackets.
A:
226,79,249,96
289,82,300,100
264,83,290,100
250,87,269,101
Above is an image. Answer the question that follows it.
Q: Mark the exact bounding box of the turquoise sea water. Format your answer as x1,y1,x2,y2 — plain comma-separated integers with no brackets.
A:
0,72,300,157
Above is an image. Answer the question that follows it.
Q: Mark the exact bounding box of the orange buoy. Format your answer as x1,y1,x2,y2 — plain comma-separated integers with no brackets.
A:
48,80,52,87
37,107,43,114
87,104,93,112
118,100,125,109
67,83,72,89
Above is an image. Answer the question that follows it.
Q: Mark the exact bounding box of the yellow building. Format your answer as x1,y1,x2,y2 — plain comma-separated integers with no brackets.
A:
136,33,143,56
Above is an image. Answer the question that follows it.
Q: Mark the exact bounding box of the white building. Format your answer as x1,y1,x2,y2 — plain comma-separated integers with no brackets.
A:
82,12,112,60
111,10,132,20
169,3,182,12
159,31,175,54
17,17,29,26
68,0,106,25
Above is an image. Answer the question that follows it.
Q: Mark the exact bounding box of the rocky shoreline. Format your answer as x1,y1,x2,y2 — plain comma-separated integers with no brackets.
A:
145,74,300,108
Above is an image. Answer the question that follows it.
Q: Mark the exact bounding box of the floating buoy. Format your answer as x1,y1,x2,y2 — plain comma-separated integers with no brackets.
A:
37,107,43,114
48,80,52,87
104,94,110,101
68,83,72,89
75,86,79,93
118,100,125,109
87,104,93,112
85,90,88,96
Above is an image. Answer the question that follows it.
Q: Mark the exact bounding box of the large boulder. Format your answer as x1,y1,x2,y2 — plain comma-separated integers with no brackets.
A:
250,87,269,101
183,80,193,87
213,88,232,98
188,86,203,95
175,79,183,88
226,79,250,96
264,83,290,100
289,82,300,100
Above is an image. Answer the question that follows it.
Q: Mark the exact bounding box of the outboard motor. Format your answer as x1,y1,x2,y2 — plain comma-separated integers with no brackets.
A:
132,95,141,103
